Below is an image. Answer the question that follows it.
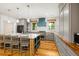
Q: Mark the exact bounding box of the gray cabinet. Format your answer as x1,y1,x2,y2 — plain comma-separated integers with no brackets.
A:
54,34,76,56
17,19,31,33
59,3,79,43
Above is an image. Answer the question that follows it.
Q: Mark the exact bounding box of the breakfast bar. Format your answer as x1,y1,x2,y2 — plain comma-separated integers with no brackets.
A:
0,33,40,56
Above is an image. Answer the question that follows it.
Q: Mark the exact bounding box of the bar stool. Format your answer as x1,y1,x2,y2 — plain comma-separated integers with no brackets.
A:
20,36,29,56
0,35,4,55
12,36,20,56
4,35,12,56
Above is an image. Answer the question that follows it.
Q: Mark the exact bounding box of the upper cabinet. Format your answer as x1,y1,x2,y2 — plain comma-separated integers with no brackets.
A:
59,3,79,42
59,3,70,41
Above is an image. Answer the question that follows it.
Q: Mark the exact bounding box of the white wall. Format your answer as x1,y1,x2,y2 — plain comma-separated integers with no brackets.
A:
0,14,17,34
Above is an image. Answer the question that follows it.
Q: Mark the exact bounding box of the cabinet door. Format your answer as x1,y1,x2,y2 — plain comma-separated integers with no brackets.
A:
63,4,70,40
59,10,64,35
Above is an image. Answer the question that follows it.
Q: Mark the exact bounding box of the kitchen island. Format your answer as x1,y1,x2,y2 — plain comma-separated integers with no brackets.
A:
0,33,40,56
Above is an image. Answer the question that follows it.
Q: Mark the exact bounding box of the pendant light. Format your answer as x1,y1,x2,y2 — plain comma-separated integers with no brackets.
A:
16,7,20,23
7,9,11,23
27,5,30,23
16,19,19,23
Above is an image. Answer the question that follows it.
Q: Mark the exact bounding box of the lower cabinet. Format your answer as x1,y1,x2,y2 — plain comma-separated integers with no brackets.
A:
54,35,76,56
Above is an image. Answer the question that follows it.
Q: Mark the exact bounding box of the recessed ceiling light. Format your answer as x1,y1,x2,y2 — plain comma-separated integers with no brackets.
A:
16,19,19,23
16,8,19,10
8,9,11,11
27,5,30,8
27,18,30,23
8,20,11,23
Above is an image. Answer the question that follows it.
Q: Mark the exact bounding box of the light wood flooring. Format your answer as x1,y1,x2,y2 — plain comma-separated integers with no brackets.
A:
34,40,59,56
0,48,30,56
0,40,59,56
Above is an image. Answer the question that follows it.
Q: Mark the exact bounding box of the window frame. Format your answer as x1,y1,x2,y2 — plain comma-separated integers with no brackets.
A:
32,22,37,30
48,22,55,30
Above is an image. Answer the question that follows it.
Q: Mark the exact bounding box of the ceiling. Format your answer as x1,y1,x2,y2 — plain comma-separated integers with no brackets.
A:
0,3,59,19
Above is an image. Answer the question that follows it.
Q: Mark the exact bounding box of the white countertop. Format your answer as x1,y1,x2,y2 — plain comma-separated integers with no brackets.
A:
0,33,40,39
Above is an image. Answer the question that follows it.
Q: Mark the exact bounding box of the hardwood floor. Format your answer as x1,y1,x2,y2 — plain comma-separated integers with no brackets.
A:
0,40,59,56
35,40,59,56
0,48,30,56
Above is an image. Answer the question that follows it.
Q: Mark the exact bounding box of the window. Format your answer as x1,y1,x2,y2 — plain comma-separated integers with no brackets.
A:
48,22,55,30
32,23,37,30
